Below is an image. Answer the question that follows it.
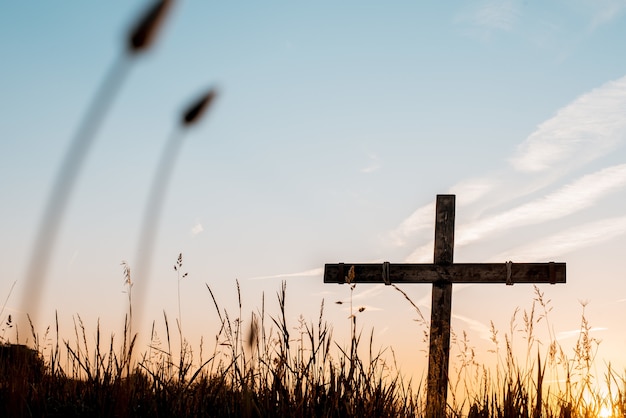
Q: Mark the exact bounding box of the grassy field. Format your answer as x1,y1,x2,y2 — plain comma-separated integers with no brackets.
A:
1,266,625,417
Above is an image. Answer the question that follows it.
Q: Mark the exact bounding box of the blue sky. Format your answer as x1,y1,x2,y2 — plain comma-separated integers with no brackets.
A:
1,1,626,379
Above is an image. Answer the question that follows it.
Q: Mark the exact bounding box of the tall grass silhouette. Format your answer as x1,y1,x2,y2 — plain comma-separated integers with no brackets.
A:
19,0,216,352
2,265,625,417
7,2,625,416
132,89,217,343
20,0,174,335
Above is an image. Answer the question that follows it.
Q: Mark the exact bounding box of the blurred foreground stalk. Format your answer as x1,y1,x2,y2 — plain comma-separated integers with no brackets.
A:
20,0,173,338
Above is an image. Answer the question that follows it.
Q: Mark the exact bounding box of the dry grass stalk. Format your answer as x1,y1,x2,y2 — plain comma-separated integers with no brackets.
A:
1,269,625,416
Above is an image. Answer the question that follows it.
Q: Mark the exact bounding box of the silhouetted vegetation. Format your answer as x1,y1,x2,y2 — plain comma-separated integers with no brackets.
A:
1,264,624,417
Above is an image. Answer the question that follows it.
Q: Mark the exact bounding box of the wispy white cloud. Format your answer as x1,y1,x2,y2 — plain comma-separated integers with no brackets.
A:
449,178,497,207
377,326,390,336
407,165,626,261
391,178,496,253
455,0,522,40
191,222,204,236
395,283,473,311
353,285,386,301
334,285,388,305
0,306,22,315
406,242,433,263
457,164,626,246
361,152,381,173
247,267,323,281
511,75,626,173
453,313,494,342
493,215,626,261
396,74,626,263
388,202,434,247
473,0,520,31
257,74,626,314
68,250,79,268
258,75,626,293
313,290,339,297
556,327,608,341
588,0,626,30
457,0,521,36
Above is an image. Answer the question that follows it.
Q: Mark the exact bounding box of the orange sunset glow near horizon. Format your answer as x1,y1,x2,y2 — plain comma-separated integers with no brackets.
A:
1,2,626,414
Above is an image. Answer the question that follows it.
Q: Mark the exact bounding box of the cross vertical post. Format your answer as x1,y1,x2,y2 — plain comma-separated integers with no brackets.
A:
322,193,566,418
427,194,455,417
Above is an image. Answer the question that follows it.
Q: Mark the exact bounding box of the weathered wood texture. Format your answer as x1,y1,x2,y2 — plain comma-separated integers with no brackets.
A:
323,262,566,284
427,194,455,416
322,194,566,418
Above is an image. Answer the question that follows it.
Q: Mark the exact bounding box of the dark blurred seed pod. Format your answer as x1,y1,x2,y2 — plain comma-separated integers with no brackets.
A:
182,89,217,126
128,0,173,53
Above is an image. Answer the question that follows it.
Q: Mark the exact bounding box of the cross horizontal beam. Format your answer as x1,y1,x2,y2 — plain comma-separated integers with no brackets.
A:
324,262,565,285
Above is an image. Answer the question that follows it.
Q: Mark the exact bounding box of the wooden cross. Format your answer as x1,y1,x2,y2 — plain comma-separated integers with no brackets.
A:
323,194,566,417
